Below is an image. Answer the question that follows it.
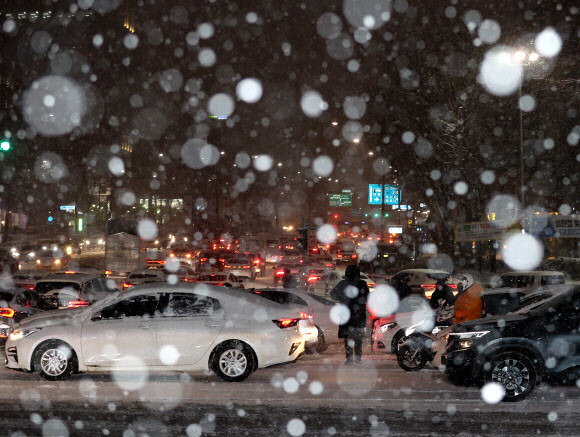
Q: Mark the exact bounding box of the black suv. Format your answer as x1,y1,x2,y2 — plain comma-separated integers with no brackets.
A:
442,285,580,402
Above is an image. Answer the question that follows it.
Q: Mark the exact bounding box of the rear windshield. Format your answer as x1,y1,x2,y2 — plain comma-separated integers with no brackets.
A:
541,275,565,285
307,294,335,306
198,275,227,282
251,290,308,306
129,273,161,279
36,281,81,294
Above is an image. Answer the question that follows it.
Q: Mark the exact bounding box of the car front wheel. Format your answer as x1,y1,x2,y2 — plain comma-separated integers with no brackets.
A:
485,351,537,402
213,341,255,382
35,341,77,381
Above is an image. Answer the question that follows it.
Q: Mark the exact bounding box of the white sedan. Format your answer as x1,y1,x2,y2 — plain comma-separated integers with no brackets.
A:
5,284,305,382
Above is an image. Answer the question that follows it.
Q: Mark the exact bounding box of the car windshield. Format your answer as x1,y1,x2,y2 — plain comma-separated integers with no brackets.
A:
35,281,81,294
2,0,578,433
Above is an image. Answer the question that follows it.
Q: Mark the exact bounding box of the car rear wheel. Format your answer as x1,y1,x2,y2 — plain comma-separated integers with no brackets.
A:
213,341,255,382
485,351,537,402
35,341,76,381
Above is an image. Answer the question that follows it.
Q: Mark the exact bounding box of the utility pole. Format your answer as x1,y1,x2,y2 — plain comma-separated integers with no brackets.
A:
380,173,385,243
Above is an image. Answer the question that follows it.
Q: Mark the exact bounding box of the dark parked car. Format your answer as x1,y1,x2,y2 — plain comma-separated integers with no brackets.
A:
442,285,580,402
0,289,43,346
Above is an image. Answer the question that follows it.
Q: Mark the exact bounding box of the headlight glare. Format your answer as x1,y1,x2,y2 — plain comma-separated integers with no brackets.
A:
9,328,41,341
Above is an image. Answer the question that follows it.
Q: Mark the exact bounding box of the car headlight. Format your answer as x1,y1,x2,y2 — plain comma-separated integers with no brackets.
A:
36,259,41,264
54,259,61,264
9,328,42,341
459,339,472,349
379,322,396,333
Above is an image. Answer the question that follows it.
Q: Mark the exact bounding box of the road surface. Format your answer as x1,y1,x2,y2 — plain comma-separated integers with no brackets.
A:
1,344,578,436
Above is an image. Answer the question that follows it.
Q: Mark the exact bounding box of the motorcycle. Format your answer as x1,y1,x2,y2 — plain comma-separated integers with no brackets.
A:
396,304,454,372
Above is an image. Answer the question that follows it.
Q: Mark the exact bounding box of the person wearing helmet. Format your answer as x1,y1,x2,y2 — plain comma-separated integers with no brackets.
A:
429,277,455,310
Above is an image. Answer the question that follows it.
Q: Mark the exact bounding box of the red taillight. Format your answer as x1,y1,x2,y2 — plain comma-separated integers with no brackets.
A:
449,284,458,289
299,311,310,319
421,284,436,289
0,308,15,318
351,254,357,259
275,271,285,276
224,265,231,268
104,270,112,275
219,259,225,262
253,260,260,265
123,282,134,289
169,254,175,257
337,254,342,258
68,300,89,308
326,263,333,267
201,258,208,262
307,276,319,283
243,265,251,269
368,283,375,288
273,319,298,329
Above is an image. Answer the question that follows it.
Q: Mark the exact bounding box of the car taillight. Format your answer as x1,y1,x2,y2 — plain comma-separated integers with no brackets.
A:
253,260,260,265
421,284,436,289
0,308,15,318
275,271,285,276
219,259,225,262
448,284,457,289
351,254,357,259
68,300,89,308
368,283,375,287
273,319,298,329
337,254,342,258
299,311,311,319
326,263,333,267
224,265,231,268
243,265,251,269
169,254,175,257
306,276,319,283
201,258,207,262
123,282,133,289
104,270,112,275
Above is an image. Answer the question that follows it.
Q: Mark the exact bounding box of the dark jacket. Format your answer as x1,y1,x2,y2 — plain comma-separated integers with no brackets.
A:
429,282,455,310
330,265,370,338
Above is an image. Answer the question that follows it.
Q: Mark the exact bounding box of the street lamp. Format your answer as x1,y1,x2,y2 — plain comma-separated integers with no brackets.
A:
513,49,540,211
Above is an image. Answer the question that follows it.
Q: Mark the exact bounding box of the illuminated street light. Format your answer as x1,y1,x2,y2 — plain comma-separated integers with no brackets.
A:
353,138,360,143
528,52,539,62
331,121,338,126
368,151,374,156
514,50,527,62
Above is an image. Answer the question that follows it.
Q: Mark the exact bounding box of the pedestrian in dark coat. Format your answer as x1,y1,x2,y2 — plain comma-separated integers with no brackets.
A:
330,265,370,365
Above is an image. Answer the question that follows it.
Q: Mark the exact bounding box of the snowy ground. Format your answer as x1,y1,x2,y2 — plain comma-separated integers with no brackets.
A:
1,344,578,435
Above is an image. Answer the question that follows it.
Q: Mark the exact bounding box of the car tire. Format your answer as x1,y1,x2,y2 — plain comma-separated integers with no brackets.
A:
34,341,77,381
315,326,327,353
484,351,537,402
212,341,255,382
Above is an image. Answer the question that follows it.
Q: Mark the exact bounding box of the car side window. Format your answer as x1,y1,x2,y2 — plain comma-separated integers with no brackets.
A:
99,295,159,320
90,278,103,293
162,293,222,317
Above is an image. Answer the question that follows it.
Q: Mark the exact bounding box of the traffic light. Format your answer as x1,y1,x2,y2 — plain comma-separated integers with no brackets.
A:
384,213,389,217
0,139,11,151
333,214,338,219
374,213,379,218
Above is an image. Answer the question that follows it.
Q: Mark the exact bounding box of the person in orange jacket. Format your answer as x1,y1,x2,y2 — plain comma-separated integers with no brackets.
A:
453,275,484,324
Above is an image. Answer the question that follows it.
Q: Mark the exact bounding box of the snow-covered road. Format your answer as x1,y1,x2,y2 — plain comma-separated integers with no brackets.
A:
1,345,578,435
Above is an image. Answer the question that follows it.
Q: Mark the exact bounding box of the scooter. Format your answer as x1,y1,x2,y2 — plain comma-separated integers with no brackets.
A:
396,305,453,372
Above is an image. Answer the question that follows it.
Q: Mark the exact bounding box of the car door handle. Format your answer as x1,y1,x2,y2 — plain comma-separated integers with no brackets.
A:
139,324,155,329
